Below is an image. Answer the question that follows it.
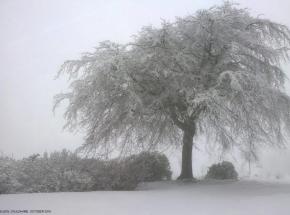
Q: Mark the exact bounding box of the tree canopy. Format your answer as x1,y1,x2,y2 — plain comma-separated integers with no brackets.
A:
55,2,290,178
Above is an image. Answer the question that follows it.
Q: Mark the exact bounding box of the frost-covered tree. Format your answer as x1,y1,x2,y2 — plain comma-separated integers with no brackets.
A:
55,2,290,179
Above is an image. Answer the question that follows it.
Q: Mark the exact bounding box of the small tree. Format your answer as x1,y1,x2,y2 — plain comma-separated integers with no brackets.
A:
55,2,290,179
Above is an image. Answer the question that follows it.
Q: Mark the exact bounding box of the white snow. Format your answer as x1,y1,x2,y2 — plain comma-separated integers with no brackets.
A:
1,180,290,215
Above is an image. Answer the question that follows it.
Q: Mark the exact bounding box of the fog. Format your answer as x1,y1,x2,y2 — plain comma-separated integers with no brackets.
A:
1,0,290,177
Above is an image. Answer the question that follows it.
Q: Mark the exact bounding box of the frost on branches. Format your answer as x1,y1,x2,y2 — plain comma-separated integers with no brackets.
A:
54,2,290,179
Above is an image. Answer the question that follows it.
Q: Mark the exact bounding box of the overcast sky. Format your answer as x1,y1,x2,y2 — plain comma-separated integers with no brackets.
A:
1,0,290,158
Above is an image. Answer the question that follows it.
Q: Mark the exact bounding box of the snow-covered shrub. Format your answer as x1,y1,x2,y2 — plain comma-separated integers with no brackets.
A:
82,159,139,191
0,156,20,194
15,154,48,193
205,161,238,180
0,150,172,193
79,152,171,190
107,160,139,190
61,169,94,191
77,158,108,190
125,152,172,182
44,150,94,192
14,150,94,193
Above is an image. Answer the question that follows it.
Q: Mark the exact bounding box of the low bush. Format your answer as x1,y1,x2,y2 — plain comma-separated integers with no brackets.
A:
86,151,172,191
83,159,138,191
205,161,238,180
0,156,20,194
0,150,171,193
125,151,172,182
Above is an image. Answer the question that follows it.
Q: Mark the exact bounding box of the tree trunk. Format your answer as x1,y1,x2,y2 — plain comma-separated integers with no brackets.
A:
177,128,195,180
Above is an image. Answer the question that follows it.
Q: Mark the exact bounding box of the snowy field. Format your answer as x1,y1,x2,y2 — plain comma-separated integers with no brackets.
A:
1,180,290,215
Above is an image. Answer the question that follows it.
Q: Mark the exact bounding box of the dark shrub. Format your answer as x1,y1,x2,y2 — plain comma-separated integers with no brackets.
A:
85,151,172,190
84,159,139,191
205,161,238,180
109,160,139,190
87,152,171,190
125,151,172,182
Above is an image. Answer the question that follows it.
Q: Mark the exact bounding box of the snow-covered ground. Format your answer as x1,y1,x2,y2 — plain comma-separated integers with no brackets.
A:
1,180,290,215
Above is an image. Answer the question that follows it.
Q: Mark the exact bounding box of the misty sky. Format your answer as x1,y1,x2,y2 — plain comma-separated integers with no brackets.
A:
1,0,290,158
